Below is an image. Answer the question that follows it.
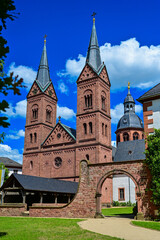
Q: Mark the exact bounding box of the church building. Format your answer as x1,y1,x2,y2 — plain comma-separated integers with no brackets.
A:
22,17,112,184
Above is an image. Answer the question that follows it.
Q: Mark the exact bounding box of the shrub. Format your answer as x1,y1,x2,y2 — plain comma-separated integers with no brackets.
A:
112,201,120,206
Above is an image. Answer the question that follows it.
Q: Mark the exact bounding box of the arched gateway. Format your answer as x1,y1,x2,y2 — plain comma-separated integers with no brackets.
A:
30,159,154,219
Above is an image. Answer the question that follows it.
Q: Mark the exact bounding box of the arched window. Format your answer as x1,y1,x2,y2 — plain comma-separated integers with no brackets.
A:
30,133,32,143
102,123,104,135
86,154,89,160
46,105,52,122
84,90,92,108
89,122,92,134
34,133,37,143
83,123,87,134
32,104,38,120
30,161,33,170
130,104,133,110
101,91,106,111
133,132,139,140
105,125,107,136
117,135,120,144
54,157,62,168
123,132,129,141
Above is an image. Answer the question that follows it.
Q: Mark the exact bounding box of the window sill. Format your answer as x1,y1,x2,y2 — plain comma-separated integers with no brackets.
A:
84,107,93,111
46,120,52,124
31,119,38,122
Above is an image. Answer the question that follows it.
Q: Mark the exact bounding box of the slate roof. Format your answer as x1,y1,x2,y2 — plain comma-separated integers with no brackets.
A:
114,139,145,162
112,146,117,160
137,83,160,103
61,123,76,140
117,112,144,131
1,173,78,194
0,157,22,168
36,40,51,90
86,18,103,73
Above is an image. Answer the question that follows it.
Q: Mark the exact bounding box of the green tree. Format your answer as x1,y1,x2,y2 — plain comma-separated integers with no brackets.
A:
0,0,24,142
0,163,9,183
145,129,160,210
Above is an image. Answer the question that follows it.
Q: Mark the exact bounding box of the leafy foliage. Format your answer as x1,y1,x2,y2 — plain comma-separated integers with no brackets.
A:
0,163,9,182
0,0,24,140
145,129,160,209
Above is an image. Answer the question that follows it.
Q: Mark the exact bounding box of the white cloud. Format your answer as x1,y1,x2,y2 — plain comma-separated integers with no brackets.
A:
57,105,76,120
58,81,69,95
0,144,23,163
57,54,85,81
4,100,27,118
8,62,37,89
111,141,116,147
111,103,143,124
111,103,124,124
135,104,143,114
58,38,160,90
6,129,25,140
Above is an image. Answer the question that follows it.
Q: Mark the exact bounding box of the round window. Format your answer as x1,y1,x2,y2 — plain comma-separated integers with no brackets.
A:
57,133,61,139
54,157,62,168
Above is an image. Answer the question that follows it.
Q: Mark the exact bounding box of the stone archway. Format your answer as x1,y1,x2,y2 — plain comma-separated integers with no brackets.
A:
29,160,153,219
95,169,141,217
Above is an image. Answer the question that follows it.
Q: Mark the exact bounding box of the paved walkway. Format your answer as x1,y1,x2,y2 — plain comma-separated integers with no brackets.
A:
78,217,160,240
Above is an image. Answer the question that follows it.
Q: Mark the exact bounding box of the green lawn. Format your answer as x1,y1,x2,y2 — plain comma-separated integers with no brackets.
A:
102,207,133,216
0,217,122,240
132,221,160,231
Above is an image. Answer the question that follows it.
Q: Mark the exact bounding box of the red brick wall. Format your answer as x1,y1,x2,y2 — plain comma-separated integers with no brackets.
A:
0,204,27,216
143,101,154,136
29,160,154,218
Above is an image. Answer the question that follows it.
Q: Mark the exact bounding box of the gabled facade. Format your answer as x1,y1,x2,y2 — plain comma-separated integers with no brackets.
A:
137,83,160,136
22,18,112,183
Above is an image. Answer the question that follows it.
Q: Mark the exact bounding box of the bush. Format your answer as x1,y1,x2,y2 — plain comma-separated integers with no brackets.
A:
120,202,127,206
112,201,120,206
112,201,136,207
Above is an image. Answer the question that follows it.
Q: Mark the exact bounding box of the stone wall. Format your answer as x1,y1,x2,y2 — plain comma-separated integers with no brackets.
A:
0,204,27,216
29,159,154,218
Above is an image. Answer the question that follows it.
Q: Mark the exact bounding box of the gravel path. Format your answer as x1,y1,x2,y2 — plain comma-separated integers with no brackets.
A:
78,217,160,240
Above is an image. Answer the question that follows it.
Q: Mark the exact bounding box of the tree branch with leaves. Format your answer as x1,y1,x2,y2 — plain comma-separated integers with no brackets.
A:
145,129,160,211
0,0,24,142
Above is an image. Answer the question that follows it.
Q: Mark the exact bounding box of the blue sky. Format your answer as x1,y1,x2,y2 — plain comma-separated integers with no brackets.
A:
1,0,160,163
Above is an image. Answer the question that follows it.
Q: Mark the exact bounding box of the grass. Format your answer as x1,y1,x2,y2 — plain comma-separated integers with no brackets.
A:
102,207,133,216
0,217,122,240
132,221,160,231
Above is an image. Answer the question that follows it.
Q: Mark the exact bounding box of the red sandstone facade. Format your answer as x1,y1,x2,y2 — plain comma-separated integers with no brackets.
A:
23,24,112,182
23,63,112,179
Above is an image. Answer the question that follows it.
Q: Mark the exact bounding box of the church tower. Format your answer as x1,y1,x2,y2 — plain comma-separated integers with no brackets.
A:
115,83,144,145
23,38,57,156
76,17,112,169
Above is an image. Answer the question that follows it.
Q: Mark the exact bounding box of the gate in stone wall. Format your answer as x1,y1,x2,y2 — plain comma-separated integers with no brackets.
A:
29,159,154,218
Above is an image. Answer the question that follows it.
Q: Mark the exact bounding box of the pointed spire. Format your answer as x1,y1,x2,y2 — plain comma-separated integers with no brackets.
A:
124,83,135,114
36,35,51,89
128,81,130,94
86,15,102,72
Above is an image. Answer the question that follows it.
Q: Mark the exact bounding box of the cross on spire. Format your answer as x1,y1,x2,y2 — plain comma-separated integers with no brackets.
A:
91,12,96,17
44,34,47,43
91,12,96,23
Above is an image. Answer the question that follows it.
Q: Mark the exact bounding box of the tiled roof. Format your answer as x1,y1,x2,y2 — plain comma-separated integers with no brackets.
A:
61,123,76,140
0,157,22,168
137,83,160,102
114,139,145,162
1,173,78,194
